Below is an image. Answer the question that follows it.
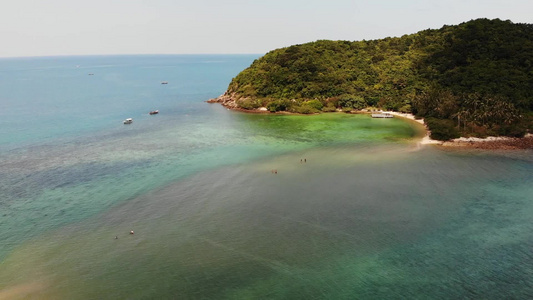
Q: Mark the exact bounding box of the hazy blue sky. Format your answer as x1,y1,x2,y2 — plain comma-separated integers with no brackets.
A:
0,0,531,57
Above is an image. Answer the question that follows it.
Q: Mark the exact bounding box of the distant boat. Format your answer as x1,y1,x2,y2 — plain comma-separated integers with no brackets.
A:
88,73,94,76
371,112,393,118
123,118,133,124
161,81,168,84
149,110,159,115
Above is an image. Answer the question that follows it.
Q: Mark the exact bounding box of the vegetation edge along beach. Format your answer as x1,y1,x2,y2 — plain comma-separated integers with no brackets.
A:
208,18,533,148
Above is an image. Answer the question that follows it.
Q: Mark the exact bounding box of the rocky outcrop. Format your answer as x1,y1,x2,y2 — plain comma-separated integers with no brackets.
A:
206,92,239,109
207,93,270,113
442,135,533,149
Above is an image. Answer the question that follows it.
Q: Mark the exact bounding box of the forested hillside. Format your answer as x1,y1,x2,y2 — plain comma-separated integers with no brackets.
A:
223,19,533,140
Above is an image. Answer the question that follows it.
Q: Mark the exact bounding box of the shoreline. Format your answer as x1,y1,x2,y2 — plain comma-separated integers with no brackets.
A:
387,111,533,149
207,94,532,150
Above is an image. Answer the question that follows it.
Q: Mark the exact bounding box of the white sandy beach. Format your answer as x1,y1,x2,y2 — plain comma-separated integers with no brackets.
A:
382,111,532,148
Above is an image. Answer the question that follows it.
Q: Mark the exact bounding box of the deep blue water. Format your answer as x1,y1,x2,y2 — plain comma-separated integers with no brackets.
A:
0,55,257,148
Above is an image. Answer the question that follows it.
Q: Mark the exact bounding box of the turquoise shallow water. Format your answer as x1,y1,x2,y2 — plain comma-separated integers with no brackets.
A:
0,55,532,299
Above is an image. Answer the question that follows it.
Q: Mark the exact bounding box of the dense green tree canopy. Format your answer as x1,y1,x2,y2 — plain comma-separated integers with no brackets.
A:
225,19,533,139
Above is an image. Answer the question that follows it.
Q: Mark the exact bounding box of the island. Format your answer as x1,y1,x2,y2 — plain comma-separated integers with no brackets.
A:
209,18,533,145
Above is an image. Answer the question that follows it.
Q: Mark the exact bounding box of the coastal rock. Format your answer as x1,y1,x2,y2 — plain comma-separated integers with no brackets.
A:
207,92,272,113
442,135,533,149
207,92,239,108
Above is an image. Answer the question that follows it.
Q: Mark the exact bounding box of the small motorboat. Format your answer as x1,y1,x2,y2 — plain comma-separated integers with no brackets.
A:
161,81,168,84
149,110,159,115
123,118,133,124
371,112,393,118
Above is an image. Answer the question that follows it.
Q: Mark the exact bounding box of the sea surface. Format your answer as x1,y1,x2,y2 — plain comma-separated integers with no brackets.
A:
0,55,532,299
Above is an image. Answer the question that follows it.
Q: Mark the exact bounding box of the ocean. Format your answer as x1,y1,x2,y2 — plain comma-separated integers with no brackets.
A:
0,55,531,299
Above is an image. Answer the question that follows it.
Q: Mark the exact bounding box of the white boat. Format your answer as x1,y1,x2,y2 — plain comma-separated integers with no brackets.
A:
123,118,133,124
371,112,393,118
161,81,168,84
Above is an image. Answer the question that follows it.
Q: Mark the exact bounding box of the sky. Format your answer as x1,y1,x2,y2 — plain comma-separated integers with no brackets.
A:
0,0,531,57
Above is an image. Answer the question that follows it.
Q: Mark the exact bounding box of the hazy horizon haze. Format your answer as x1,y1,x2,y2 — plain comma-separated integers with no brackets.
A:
0,0,531,58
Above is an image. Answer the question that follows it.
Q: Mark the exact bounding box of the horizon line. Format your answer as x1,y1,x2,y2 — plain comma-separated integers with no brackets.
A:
0,53,266,60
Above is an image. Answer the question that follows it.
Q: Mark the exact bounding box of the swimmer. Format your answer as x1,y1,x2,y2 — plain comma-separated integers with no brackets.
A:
130,230,134,235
